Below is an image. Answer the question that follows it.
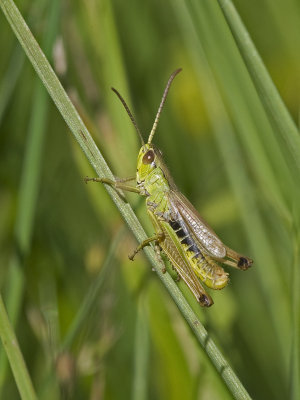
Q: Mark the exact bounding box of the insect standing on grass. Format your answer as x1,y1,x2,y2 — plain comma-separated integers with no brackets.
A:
85,69,253,307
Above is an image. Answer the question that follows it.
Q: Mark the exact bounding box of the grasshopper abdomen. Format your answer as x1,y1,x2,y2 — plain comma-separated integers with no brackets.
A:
168,217,229,290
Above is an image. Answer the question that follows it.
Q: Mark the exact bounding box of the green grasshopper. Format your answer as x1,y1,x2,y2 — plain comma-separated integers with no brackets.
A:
86,69,252,307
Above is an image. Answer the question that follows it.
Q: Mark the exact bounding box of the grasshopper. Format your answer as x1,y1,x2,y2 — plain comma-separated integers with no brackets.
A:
86,69,253,307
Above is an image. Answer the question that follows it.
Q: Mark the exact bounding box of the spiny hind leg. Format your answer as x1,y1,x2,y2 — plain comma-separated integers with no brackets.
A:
129,231,165,261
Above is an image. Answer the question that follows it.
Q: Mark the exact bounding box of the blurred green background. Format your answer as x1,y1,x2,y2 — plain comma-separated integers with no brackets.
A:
0,0,299,399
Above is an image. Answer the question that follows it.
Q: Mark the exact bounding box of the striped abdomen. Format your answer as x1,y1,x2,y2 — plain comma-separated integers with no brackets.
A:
169,219,228,289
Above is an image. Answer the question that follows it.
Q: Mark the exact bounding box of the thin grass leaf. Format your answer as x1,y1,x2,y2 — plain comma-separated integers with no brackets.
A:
0,0,61,392
0,293,37,400
0,1,252,398
80,0,139,172
216,0,300,173
132,297,149,400
61,228,125,351
289,232,300,400
0,0,49,124
0,46,24,123
173,1,290,384
200,0,292,223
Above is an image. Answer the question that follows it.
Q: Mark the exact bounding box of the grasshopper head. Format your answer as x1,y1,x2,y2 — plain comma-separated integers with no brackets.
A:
136,143,157,182
136,143,173,191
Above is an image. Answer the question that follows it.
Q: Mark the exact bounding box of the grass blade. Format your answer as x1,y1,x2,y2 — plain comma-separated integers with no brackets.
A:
216,0,300,172
0,0,61,391
173,1,290,381
0,46,24,123
290,233,300,399
132,297,149,400
0,293,37,400
61,228,125,351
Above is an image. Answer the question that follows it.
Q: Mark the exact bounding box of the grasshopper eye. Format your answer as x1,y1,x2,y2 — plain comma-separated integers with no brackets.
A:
142,150,155,165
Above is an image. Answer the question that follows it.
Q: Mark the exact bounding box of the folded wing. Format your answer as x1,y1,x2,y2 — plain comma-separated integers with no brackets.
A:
170,190,226,259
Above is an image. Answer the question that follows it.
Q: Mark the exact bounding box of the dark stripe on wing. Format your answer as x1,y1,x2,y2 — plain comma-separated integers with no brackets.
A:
176,229,187,238
169,220,181,231
181,236,194,246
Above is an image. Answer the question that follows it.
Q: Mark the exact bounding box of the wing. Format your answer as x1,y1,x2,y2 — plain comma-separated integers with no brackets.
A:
169,190,253,269
169,190,226,259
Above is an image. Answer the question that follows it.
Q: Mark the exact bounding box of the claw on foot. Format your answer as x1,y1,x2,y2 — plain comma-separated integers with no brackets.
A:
128,252,136,261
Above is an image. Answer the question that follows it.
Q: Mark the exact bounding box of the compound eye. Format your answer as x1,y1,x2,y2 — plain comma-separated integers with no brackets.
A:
142,150,155,165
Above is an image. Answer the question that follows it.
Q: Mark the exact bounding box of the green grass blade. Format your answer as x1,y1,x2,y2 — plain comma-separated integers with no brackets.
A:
132,297,149,400
0,258,24,388
0,293,38,400
0,0,61,392
216,0,300,172
61,228,125,351
198,0,292,222
70,0,138,174
0,46,24,123
0,1,252,398
173,0,290,378
290,233,300,399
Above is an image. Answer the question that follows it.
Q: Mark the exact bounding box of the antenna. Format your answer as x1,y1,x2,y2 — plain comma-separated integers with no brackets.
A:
111,87,144,145
148,68,182,144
